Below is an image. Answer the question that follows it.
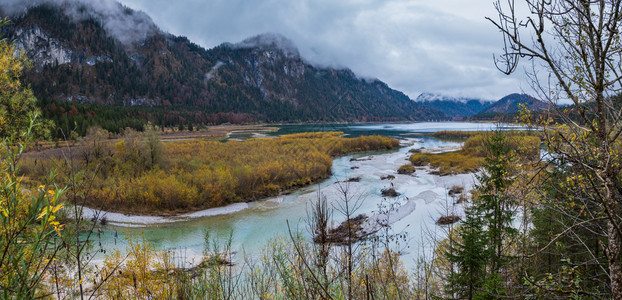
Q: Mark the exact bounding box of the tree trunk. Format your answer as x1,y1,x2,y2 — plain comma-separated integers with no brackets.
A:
607,218,622,299
605,159,622,298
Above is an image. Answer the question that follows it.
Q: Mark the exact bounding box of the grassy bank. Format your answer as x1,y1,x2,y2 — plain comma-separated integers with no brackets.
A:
426,129,541,141
426,130,487,140
20,131,398,214
410,131,541,175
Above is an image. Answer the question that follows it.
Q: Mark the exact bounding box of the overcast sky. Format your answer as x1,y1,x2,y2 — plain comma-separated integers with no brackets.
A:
118,0,527,101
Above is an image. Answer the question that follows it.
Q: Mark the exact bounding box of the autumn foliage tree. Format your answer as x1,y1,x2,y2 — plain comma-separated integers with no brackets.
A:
490,0,622,297
0,18,66,298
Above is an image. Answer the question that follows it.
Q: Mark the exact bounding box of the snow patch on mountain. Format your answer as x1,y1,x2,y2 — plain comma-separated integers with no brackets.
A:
415,92,492,104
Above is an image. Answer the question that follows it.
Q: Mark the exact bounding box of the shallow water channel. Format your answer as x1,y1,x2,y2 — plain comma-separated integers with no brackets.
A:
90,122,518,268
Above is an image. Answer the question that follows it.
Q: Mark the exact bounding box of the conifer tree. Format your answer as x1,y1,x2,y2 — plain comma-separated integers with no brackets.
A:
475,132,518,274
448,130,519,297
446,203,488,299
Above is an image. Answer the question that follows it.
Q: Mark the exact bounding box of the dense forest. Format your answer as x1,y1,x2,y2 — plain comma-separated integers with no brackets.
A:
1,3,446,127
38,97,256,138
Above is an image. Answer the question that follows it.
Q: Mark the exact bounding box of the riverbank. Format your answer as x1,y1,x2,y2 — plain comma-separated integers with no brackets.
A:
80,203,251,227
84,139,475,228
12,131,399,218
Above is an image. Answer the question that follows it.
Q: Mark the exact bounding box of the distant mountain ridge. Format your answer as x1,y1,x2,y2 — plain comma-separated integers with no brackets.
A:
415,93,491,104
413,92,550,120
0,1,446,125
415,93,493,118
472,93,548,120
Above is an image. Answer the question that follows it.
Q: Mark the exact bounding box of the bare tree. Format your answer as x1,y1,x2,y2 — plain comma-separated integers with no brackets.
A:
488,0,622,297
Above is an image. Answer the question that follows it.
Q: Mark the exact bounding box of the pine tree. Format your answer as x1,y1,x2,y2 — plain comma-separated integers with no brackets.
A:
475,131,518,274
448,130,519,298
446,203,488,299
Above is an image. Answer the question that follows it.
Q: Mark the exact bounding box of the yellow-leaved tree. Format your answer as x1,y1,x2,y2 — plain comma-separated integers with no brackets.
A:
0,18,66,298
490,0,622,297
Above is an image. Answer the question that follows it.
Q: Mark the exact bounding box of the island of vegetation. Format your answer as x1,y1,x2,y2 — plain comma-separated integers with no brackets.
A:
407,130,541,175
20,130,398,214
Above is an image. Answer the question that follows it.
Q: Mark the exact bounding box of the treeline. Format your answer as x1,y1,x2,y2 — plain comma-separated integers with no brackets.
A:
20,130,398,213
38,98,256,138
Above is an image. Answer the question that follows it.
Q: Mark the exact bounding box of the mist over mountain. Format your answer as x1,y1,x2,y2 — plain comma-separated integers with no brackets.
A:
229,33,300,58
0,0,446,125
415,93,492,118
2,0,159,45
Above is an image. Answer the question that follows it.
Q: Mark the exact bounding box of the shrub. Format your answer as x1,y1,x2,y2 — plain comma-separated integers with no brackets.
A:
448,185,464,196
381,188,399,197
397,164,415,174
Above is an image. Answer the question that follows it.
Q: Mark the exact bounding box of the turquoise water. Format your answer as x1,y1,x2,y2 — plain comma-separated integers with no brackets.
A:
92,122,516,267
269,121,521,137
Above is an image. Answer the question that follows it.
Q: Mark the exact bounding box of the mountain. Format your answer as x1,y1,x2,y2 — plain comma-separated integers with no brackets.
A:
0,1,446,131
471,93,548,120
415,93,492,119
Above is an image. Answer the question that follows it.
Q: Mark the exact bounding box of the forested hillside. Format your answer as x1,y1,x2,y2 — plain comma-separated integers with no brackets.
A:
0,3,445,135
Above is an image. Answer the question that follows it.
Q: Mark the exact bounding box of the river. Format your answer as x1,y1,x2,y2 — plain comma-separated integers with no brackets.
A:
89,122,519,268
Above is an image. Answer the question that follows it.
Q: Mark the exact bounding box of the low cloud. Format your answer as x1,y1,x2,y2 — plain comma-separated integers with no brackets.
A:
232,33,300,58
2,0,529,100
1,0,159,45
116,0,528,100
